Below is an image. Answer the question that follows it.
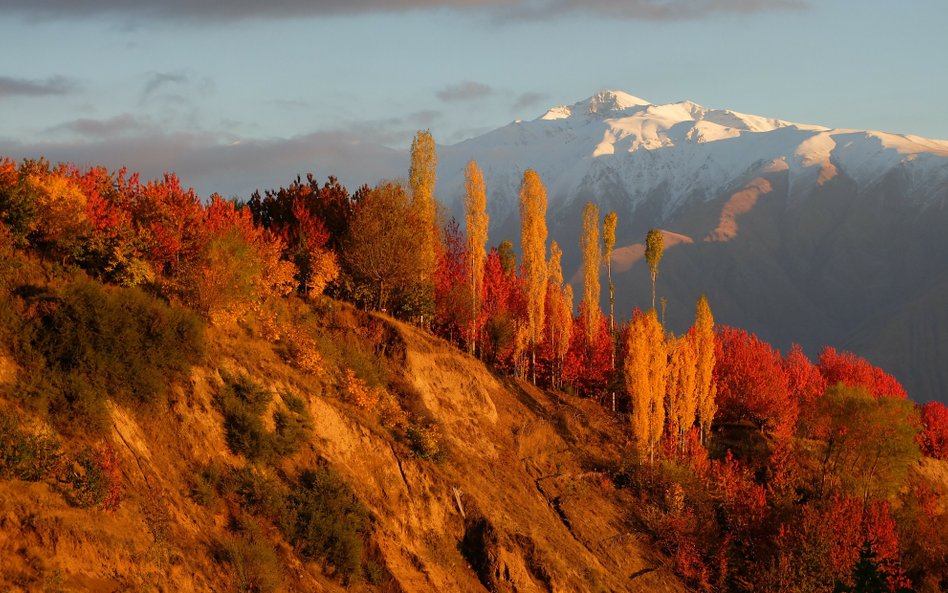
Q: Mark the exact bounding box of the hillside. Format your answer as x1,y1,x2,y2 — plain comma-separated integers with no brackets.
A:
0,296,689,593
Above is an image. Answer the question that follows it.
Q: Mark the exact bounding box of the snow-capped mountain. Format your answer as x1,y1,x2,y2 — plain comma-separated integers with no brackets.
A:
437,91,948,404
438,90,948,229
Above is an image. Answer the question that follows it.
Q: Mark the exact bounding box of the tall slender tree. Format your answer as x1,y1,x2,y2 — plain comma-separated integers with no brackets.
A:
626,309,667,463
694,295,717,446
581,201,601,342
667,334,698,451
520,169,548,384
409,130,438,318
464,160,488,355
645,228,664,311
603,211,617,332
545,241,573,389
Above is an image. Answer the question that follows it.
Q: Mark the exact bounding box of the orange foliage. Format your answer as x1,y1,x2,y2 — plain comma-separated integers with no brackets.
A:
818,347,907,399
918,401,948,459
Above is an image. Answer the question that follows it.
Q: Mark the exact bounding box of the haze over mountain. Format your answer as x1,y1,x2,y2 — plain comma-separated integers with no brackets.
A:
436,90,948,404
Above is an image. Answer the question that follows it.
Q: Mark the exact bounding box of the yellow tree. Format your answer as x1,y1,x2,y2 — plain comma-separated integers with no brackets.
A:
644,228,664,311
520,169,548,384
694,295,717,445
581,201,601,342
546,241,573,389
626,309,667,463
409,130,438,316
464,160,488,355
667,334,698,450
603,211,618,333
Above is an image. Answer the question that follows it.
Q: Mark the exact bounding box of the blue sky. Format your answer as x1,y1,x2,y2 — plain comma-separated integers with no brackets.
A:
1,0,945,198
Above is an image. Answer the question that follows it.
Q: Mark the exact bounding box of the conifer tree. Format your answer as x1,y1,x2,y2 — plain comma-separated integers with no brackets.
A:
581,201,601,342
464,160,488,355
520,169,548,384
626,309,667,463
645,228,664,311
694,295,717,445
409,130,438,318
603,211,617,332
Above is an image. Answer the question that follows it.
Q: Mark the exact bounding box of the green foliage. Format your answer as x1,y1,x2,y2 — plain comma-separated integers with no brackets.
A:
19,279,203,430
214,375,312,462
0,411,62,481
190,462,225,508
816,385,921,500
217,518,283,593
407,422,444,462
282,464,371,582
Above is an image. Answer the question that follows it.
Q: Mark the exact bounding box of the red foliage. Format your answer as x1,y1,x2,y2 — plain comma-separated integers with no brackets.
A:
479,247,526,369
714,326,797,435
561,305,613,398
95,443,124,512
818,347,907,399
783,345,826,430
247,174,352,250
918,401,948,459
433,219,470,346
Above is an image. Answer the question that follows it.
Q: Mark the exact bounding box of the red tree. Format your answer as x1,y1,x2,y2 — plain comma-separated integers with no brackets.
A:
714,326,797,436
818,347,907,399
918,401,948,459
783,344,826,433
561,305,612,398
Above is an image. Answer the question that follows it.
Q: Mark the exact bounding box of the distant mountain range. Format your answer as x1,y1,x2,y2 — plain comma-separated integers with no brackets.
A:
436,90,948,404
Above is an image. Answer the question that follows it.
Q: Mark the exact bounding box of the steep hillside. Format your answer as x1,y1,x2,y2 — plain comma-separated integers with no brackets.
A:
0,298,688,593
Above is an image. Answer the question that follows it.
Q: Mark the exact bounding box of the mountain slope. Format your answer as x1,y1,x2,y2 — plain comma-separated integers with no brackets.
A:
436,91,948,403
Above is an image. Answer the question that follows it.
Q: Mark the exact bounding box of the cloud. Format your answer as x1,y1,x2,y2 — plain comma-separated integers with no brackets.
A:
46,114,152,139
512,91,548,111
3,124,414,200
4,0,806,23
437,81,495,102
142,72,189,97
0,75,76,98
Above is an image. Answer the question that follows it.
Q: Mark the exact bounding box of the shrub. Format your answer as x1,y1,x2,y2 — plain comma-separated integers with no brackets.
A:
64,444,123,510
214,373,273,461
283,465,370,582
217,519,282,593
407,422,444,462
0,411,62,481
21,279,203,430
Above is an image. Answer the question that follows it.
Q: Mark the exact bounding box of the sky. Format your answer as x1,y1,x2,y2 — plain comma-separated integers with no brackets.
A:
1,0,946,199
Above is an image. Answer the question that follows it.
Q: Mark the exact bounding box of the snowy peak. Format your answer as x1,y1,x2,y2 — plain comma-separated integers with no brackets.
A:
541,90,651,120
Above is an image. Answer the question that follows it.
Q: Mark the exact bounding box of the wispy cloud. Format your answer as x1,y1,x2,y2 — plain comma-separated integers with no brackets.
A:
437,81,494,102
0,75,76,98
46,114,151,139
142,72,189,97
4,0,806,23
512,91,548,111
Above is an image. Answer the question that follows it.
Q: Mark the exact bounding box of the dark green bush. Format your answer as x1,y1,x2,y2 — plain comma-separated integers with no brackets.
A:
217,518,282,593
19,279,203,430
271,392,313,457
0,411,62,481
282,464,370,582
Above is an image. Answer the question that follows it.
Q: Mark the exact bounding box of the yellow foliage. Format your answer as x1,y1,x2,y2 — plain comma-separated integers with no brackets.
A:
26,172,89,247
625,310,667,461
410,130,438,287
344,369,378,410
519,169,548,351
305,247,340,297
667,334,698,444
465,160,488,351
581,202,601,340
283,326,324,375
694,295,716,444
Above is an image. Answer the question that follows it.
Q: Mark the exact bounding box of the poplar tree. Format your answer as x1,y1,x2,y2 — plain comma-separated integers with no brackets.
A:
667,334,698,450
626,309,667,463
581,201,601,342
603,211,617,333
694,295,717,446
464,160,488,355
520,169,548,384
546,241,573,389
645,228,664,311
409,130,438,318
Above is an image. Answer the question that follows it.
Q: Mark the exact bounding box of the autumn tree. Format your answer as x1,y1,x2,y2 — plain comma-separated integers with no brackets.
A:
344,181,424,314
520,169,548,384
481,245,525,369
581,201,601,341
918,401,948,460
409,129,438,317
603,211,617,332
645,228,664,311
667,334,698,450
543,241,573,388
818,347,908,399
783,344,827,435
464,160,488,355
626,309,667,462
694,295,717,445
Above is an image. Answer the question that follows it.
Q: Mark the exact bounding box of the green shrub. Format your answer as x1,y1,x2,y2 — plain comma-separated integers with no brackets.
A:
271,392,313,457
231,466,291,523
217,519,282,593
407,422,444,462
214,373,273,461
20,279,203,430
191,462,225,508
283,464,370,582
0,411,62,481
64,445,123,510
